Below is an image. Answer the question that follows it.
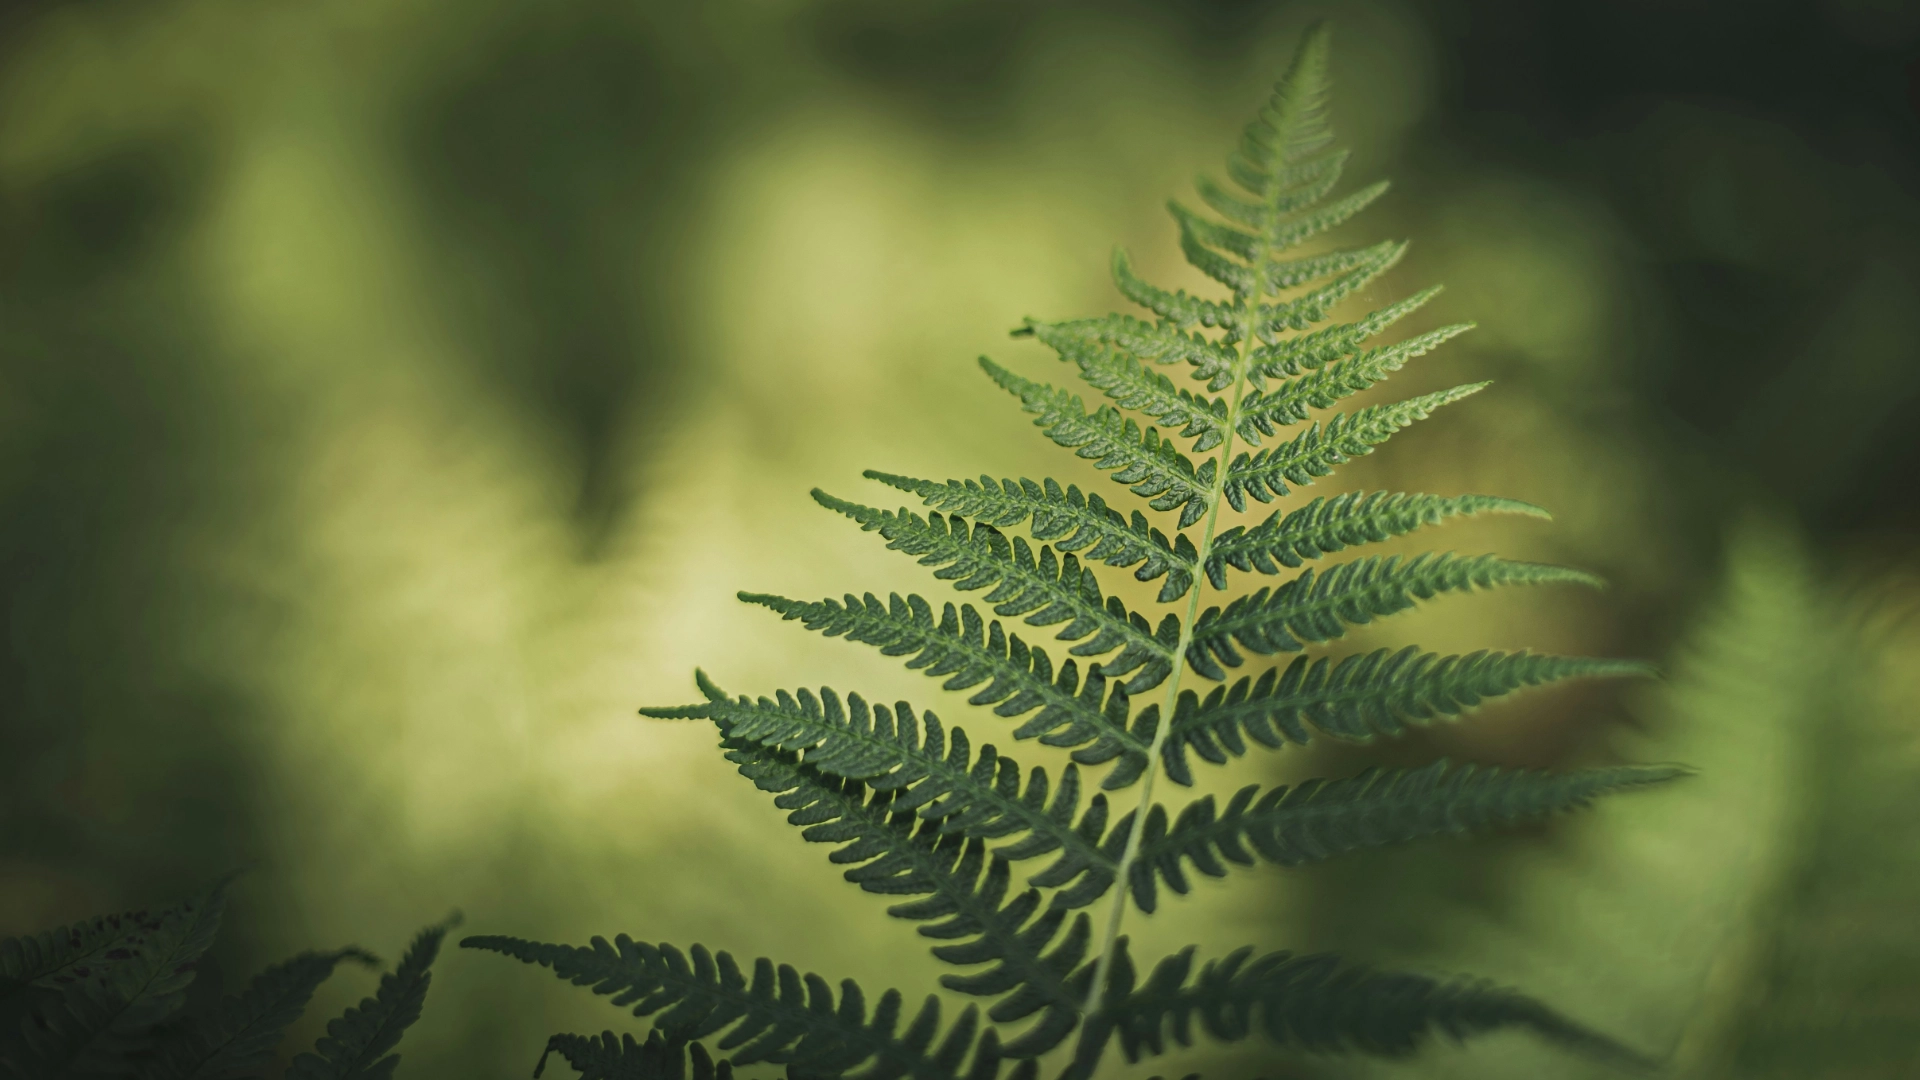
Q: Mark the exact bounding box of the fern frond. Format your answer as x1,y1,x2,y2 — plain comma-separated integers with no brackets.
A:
1236,323,1474,439
734,594,1157,781
1219,384,1487,510
285,916,457,1080
980,359,1210,528
719,739,1097,1057
1109,250,1236,330
460,936,1022,1080
861,473,1197,599
813,492,1178,694
652,674,1134,857
1159,648,1655,781
533,1030,734,1080
1186,554,1605,680
9,885,229,1075
1204,492,1547,590
1125,761,1688,911
140,948,379,1080
1082,940,1650,1070
1248,286,1441,381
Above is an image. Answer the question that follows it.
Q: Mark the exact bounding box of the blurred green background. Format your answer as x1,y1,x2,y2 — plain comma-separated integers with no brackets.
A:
2,0,1917,1076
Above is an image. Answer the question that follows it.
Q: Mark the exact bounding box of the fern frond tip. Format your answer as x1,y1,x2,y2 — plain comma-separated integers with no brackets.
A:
639,670,731,717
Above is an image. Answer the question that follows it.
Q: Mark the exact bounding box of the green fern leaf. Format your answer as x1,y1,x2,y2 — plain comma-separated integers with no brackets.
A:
533,1031,734,1080
1158,647,1654,782
1248,286,1440,381
596,21,1680,1080
1259,242,1394,297
1255,239,1406,338
1170,203,1256,296
1220,384,1488,510
978,359,1210,527
1125,761,1688,912
1186,554,1604,680
1265,182,1391,252
1015,315,1236,384
1225,21,1335,198
1079,939,1651,1071
1204,491,1548,590
1109,250,1236,330
719,739,1096,1058
813,492,1178,694
1192,172,1264,226
650,673,1134,857
8,886,229,1076
1167,201,1258,262
1,904,192,993
1235,323,1474,440
1069,349,1232,454
734,593,1157,779
1260,150,1351,213
138,948,379,1080
284,917,457,1080
460,936,1019,1080
861,473,1197,598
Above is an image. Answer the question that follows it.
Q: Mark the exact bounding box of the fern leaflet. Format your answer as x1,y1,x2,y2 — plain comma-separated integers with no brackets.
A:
814,492,1178,693
648,676,1123,878
1078,941,1652,1072
1125,760,1688,910
979,359,1211,527
1220,384,1489,510
860,473,1197,600
1204,491,1547,590
718,739,1093,1058
735,594,1156,781
9,885,228,1075
533,1031,736,1080
285,916,457,1080
1235,323,1475,438
1187,553,1604,679
142,948,379,1080
461,935,1021,1080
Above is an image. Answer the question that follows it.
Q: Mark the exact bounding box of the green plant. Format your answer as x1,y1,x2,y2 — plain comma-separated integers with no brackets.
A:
467,23,1683,1080
0,880,454,1079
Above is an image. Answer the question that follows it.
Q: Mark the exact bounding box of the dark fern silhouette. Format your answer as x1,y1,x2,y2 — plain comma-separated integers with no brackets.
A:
465,22,1684,1080
0,879,455,1080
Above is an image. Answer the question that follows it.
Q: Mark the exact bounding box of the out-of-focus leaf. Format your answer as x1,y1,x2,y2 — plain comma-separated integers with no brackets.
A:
1283,519,1920,1079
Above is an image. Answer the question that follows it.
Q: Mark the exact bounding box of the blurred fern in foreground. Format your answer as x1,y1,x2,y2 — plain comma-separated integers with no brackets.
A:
1290,521,1920,1080
0,883,453,1080
468,22,1682,1080
1674,531,1920,1078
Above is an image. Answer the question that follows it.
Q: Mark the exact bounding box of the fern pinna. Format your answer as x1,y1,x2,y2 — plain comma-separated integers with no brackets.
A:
467,23,1683,1080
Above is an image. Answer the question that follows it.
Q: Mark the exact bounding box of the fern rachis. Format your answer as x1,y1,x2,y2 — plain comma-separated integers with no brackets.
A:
469,22,1684,1080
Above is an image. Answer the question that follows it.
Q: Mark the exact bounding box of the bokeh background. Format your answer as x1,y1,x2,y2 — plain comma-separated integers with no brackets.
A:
3,0,1918,1076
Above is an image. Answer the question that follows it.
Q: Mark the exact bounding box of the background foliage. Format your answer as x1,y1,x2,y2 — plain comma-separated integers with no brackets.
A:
1,0,1916,1076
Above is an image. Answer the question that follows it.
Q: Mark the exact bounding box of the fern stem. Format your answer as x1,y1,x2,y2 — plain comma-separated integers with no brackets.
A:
1082,297,1258,1016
